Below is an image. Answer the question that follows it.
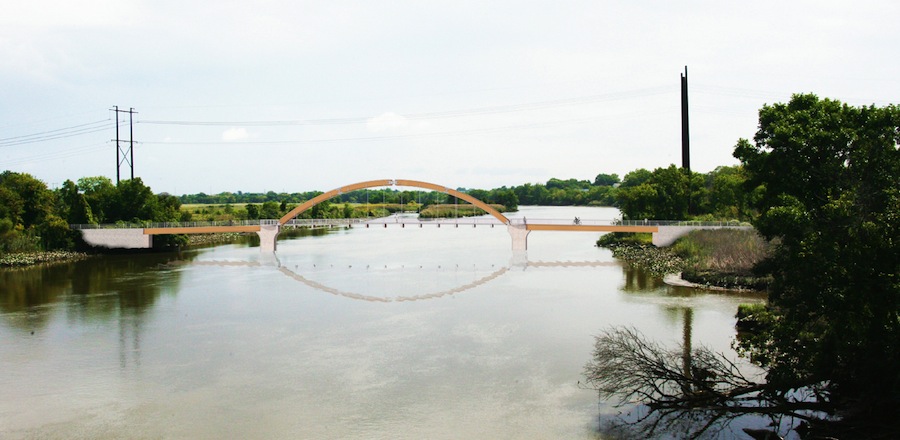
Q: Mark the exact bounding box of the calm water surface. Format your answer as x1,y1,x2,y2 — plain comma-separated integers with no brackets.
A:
0,207,765,439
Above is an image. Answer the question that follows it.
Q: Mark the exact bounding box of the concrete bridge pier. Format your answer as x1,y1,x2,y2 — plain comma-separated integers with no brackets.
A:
507,224,530,251
509,250,528,268
257,224,281,253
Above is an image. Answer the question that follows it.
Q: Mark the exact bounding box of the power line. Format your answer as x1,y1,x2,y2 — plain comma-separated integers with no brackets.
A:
140,108,674,146
138,86,675,127
2,142,109,167
0,120,115,147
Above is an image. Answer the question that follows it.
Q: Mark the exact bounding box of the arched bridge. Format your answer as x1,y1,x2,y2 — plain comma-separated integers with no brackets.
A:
74,178,749,251
278,179,509,226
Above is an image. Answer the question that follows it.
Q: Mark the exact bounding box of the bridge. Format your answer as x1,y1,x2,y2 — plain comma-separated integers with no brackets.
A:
72,178,750,251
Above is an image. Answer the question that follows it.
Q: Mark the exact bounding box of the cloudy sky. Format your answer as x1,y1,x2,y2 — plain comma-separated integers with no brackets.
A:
2,1,898,195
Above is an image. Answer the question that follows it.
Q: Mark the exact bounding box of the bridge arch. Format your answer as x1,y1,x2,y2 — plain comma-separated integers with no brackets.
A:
278,179,510,226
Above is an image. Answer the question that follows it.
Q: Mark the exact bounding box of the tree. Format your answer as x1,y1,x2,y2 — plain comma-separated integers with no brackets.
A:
706,166,749,219
593,173,620,187
78,176,116,222
0,171,55,228
260,201,280,219
619,168,652,188
734,94,900,430
108,178,158,222
245,204,260,220
615,166,692,220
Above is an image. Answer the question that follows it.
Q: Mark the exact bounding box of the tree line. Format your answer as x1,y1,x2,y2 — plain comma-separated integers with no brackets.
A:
0,175,183,252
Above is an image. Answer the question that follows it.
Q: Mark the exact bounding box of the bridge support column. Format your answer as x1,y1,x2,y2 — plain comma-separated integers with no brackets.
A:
507,224,530,251
257,224,281,252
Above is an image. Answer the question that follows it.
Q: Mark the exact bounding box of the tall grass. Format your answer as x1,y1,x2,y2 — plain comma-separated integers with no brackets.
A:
671,229,772,290
598,229,773,290
671,229,770,275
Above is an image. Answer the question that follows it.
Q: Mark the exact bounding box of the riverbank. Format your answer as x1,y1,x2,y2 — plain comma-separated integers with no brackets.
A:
598,229,772,291
0,250,91,268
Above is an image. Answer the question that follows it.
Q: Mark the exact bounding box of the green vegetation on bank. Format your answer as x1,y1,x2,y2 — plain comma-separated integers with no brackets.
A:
0,250,90,267
598,229,771,290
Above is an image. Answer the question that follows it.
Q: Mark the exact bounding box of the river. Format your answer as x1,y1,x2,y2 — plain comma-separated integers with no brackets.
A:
0,206,765,439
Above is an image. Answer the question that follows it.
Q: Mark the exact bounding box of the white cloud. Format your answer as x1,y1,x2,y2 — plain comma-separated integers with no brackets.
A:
221,127,249,142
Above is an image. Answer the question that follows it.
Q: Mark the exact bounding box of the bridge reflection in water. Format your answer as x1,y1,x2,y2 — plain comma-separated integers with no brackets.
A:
164,254,622,303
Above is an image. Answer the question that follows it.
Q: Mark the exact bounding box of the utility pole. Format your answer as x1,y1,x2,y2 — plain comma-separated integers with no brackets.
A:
680,66,690,172
112,106,137,183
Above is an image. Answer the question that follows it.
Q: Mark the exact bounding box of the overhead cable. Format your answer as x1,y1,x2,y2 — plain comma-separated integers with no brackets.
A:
138,86,675,127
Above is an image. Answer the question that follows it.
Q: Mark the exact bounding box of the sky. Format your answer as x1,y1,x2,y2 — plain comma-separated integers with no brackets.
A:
1,0,898,195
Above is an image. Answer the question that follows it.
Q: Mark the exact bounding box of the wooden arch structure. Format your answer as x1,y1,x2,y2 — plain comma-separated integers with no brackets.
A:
278,179,510,226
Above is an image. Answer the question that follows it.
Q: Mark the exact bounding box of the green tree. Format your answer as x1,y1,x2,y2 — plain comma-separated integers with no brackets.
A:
734,94,900,418
648,165,690,219
616,183,656,219
0,171,55,228
108,178,158,222
245,204,260,220
155,193,182,222
56,180,95,224
490,188,518,211
615,166,692,220
619,168,652,188
593,173,620,187
38,214,76,250
706,166,749,219
78,176,116,223
260,201,280,219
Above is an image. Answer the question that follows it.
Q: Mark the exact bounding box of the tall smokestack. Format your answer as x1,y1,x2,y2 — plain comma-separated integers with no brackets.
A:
681,66,690,171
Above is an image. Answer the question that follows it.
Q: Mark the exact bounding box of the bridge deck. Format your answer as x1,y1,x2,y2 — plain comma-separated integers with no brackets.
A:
138,222,658,235
71,217,741,235
143,225,262,235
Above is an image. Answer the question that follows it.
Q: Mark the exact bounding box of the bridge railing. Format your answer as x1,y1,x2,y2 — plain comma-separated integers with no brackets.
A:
507,218,616,226
70,218,752,230
617,220,750,227
284,218,367,227
70,220,273,230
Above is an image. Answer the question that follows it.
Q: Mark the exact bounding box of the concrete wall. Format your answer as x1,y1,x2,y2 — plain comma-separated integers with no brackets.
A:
652,226,752,247
80,229,152,249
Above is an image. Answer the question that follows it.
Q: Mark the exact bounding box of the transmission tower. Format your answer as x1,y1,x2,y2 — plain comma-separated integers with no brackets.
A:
680,67,690,171
112,106,137,183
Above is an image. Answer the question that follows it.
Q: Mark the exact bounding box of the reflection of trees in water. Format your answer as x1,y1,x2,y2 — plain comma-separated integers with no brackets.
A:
0,252,193,331
0,264,74,330
585,323,821,439
621,266,667,291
